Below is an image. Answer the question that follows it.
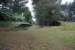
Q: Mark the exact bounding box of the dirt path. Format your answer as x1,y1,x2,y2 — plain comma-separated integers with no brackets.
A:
0,31,51,50
1,31,36,50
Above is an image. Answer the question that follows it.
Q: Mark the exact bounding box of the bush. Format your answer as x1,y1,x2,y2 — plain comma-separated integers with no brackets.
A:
0,21,11,27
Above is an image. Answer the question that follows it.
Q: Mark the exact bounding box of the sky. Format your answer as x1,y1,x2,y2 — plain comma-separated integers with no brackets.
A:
61,0,74,5
26,0,36,22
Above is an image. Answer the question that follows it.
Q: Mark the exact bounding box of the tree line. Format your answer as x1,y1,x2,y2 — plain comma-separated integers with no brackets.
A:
0,0,75,26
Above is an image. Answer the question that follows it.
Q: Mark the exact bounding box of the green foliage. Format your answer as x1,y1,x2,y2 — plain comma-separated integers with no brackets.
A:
0,21,10,27
33,0,60,25
23,8,32,23
0,0,33,23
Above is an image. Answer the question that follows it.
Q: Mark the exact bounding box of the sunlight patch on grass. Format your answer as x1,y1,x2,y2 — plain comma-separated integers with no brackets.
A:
61,22,75,30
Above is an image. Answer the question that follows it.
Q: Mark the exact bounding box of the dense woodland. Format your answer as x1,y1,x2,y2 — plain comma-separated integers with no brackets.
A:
0,0,75,26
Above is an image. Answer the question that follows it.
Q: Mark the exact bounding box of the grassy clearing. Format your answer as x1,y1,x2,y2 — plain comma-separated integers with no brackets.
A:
29,22,75,49
0,22,75,50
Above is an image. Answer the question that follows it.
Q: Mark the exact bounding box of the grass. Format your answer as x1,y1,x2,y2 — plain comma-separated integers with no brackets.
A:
29,22,75,50
61,22,75,30
0,22,75,50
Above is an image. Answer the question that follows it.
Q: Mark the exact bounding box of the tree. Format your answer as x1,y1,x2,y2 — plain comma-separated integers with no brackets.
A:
23,7,32,24
0,0,33,23
33,0,61,26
